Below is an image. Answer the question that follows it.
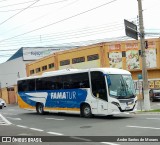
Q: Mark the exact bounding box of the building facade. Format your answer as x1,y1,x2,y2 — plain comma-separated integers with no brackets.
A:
26,38,160,99
26,38,160,77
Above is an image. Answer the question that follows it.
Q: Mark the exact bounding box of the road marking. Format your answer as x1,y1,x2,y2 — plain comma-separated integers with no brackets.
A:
16,125,28,128
8,109,15,111
136,113,160,115
0,114,12,125
70,136,91,142
45,118,65,120
6,117,22,120
30,128,44,132
101,142,120,145
47,131,63,136
127,125,160,130
2,113,18,115
18,133,32,135
146,118,160,120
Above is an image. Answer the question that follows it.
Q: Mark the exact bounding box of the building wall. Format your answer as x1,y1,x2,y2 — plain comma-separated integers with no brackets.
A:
57,44,102,70
1,88,8,104
1,87,18,104
0,57,31,88
26,38,160,89
0,57,32,104
26,54,56,76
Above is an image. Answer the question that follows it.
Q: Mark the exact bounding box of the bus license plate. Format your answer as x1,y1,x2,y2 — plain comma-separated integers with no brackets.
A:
125,106,131,110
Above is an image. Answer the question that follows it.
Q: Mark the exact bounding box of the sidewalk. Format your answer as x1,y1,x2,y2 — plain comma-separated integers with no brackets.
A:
5,103,18,108
136,100,160,114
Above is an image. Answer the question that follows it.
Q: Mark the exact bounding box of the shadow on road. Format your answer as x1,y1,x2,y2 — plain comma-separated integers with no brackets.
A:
20,111,134,120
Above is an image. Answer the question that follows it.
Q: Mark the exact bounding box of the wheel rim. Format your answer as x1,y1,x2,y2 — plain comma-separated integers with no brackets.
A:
38,105,43,113
84,106,90,116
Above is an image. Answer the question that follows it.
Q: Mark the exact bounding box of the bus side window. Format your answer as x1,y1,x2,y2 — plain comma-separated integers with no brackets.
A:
79,82,85,88
63,82,72,89
18,80,28,92
79,81,88,88
71,73,89,89
27,79,35,91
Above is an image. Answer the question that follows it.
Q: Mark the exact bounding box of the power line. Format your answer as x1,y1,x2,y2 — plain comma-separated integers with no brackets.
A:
0,35,130,58
0,17,137,47
0,0,79,35
0,25,124,47
0,0,118,43
0,0,36,8
0,0,40,26
0,0,74,12
0,23,124,42
0,49,18,51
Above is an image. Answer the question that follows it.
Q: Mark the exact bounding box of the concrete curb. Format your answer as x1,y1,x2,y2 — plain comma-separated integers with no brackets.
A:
136,111,160,115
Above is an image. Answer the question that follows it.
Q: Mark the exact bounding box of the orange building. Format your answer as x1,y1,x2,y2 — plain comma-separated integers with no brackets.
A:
26,38,160,90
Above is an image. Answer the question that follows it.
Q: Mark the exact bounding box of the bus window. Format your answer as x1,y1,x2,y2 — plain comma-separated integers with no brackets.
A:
18,79,35,92
28,79,35,91
18,80,26,92
36,76,63,90
61,73,89,89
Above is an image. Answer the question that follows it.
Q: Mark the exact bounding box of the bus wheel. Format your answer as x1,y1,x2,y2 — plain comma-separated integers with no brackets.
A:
36,103,44,115
81,104,92,118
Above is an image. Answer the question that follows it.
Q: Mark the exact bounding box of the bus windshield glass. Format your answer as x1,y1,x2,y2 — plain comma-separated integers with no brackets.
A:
108,74,135,99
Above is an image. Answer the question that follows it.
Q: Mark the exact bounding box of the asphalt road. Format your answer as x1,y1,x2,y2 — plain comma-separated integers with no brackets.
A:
0,101,160,145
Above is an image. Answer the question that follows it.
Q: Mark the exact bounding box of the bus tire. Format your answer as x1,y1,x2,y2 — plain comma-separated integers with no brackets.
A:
36,103,44,115
81,104,92,118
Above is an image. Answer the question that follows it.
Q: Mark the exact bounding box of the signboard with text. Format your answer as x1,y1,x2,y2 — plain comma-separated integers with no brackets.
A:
22,47,60,60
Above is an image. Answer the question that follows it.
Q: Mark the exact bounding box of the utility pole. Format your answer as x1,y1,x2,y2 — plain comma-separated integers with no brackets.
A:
137,0,150,111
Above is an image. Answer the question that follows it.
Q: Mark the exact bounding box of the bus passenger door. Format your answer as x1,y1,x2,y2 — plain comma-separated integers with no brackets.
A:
90,71,108,114
95,91,108,114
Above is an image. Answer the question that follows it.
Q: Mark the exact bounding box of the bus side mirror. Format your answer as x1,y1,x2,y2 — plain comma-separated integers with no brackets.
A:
106,75,111,87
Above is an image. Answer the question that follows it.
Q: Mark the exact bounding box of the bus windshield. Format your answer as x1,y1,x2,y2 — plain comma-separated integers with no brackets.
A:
108,74,135,99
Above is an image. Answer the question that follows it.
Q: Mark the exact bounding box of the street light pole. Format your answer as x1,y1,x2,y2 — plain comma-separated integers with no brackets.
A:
137,0,150,111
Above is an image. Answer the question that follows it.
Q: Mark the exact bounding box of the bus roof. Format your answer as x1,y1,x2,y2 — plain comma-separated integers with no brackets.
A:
17,68,131,81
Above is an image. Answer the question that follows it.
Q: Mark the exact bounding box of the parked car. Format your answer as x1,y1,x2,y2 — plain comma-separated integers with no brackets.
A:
149,89,160,102
0,98,6,109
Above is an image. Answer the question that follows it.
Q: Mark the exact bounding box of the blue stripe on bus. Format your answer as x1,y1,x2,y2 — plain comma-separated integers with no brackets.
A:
18,89,87,108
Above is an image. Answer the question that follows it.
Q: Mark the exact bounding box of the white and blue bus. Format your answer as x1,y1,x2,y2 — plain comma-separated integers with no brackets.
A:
17,68,137,117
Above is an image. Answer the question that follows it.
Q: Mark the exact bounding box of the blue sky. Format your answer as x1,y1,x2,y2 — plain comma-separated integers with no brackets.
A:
0,0,160,63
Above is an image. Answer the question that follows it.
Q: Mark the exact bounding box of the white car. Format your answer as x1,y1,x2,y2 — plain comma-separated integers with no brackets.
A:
0,98,6,109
